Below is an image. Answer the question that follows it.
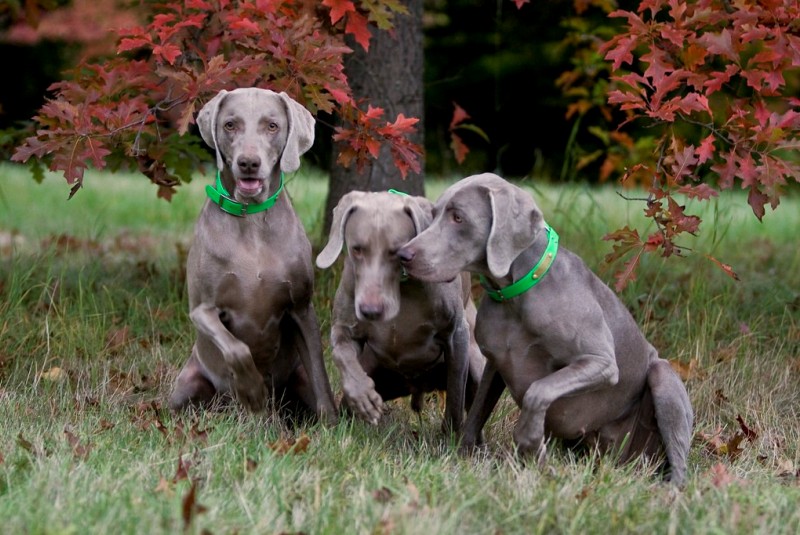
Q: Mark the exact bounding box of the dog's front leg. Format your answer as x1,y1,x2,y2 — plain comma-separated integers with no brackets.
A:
331,325,384,425
288,307,338,425
514,352,618,462
461,359,506,453
442,318,471,435
190,303,268,411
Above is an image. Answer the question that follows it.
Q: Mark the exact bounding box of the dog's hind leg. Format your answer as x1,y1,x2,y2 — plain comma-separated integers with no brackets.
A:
647,358,693,486
169,349,217,411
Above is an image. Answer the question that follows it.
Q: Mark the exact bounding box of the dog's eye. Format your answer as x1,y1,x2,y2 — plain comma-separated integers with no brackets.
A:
223,121,235,131
350,245,364,258
452,212,463,224
268,122,278,132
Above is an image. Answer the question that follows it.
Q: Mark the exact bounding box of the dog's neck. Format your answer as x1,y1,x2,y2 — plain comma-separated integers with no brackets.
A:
485,224,553,290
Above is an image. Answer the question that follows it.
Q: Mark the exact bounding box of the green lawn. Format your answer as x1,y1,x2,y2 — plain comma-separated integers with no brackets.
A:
1,163,798,534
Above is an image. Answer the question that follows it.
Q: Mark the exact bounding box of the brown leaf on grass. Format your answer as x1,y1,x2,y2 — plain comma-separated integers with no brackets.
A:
104,325,132,354
373,486,394,504
711,343,738,363
39,366,68,382
16,433,34,454
181,480,207,531
698,424,750,459
246,458,258,472
64,427,92,460
268,434,310,455
713,389,729,405
189,421,209,443
0,451,4,465
154,477,173,496
669,358,704,381
97,418,115,432
173,454,192,483
736,414,758,441
707,462,742,488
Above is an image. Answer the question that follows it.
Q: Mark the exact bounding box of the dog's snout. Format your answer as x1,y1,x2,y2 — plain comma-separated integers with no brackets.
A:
237,154,262,174
359,302,385,321
397,247,415,264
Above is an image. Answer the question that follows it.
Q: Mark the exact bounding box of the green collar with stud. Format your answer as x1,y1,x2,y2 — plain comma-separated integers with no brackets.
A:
481,223,559,302
205,171,284,217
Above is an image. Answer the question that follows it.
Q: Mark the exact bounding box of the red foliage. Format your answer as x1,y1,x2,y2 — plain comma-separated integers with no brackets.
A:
11,0,419,197
600,0,799,290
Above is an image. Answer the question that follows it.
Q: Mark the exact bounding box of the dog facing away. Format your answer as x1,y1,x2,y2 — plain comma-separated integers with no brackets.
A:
316,191,485,433
169,88,337,424
398,173,693,485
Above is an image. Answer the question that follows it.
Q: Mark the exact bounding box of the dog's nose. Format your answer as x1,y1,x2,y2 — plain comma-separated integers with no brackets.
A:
358,303,385,321
397,247,415,264
237,155,261,174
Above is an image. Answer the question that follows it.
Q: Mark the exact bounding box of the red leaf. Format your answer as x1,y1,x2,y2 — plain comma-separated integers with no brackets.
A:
698,29,738,61
344,11,372,52
450,102,470,129
747,186,769,221
450,132,469,164
604,34,639,70
695,134,716,165
152,43,182,65
704,254,741,282
677,184,718,201
322,0,356,25
703,64,739,94
117,37,152,54
230,17,261,34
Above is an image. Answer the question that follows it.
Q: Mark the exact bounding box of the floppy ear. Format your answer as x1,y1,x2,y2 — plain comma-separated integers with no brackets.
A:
278,92,315,173
402,196,434,236
485,184,544,278
197,90,229,171
316,191,367,268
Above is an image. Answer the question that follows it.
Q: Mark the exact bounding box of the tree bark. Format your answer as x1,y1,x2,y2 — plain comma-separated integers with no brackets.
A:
323,0,425,234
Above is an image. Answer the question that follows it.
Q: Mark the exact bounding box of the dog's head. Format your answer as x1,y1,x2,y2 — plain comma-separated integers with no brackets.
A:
399,173,545,281
197,88,314,201
317,191,433,322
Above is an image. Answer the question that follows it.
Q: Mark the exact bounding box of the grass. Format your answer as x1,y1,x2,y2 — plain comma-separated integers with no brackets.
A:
1,163,799,534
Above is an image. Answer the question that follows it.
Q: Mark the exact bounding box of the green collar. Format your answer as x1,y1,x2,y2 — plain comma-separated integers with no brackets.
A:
481,223,559,302
205,171,284,217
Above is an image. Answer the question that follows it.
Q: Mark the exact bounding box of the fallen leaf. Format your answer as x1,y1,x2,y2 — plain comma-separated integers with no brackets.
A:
181,480,207,530
153,477,173,496
669,358,703,380
39,367,67,382
736,414,758,441
246,458,258,472
64,427,92,460
105,325,132,353
173,454,192,483
269,434,311,455
708,462,741,488
373,486,394,504
16,433,34,453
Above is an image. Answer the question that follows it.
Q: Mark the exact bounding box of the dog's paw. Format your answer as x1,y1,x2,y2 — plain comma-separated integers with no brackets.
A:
342,383,384,425
234,379,268,412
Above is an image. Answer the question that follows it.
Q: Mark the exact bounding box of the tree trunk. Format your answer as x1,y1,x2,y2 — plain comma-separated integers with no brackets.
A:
323,0,424,234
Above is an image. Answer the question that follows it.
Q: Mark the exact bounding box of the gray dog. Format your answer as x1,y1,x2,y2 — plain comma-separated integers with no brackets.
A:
316,191,484,433
169,88,337,424
398,173,692,484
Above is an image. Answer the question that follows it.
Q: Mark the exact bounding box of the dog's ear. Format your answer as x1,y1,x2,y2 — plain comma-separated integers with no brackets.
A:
197,90,229,170
278,92,315,173
316,191,366,269
486,184,544,278
402,196,434,236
